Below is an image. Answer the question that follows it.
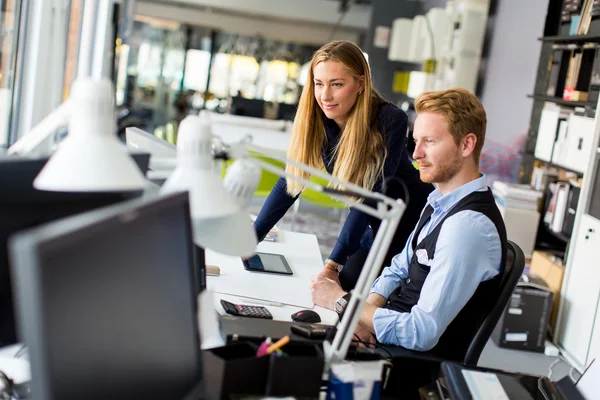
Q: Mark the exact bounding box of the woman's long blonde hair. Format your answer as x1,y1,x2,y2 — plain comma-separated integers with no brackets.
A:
286,41,386,196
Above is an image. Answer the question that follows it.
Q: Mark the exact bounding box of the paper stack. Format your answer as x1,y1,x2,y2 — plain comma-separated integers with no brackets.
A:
493,182,543,211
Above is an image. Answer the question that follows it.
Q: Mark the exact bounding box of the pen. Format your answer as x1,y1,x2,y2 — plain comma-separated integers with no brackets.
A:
265,335,290,355
238,297,285,307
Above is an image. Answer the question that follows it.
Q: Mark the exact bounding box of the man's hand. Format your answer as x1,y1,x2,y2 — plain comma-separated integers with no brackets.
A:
310,274,346,310
353,323,376,348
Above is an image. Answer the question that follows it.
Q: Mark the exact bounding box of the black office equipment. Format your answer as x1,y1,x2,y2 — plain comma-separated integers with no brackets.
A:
290,323,329,339
277,103,297,121
8,192,202,400
440,361,587,400
220,315,335,343
220,299,273,319
230,96,266,118
0,153,149,346
242,252,293,275
291,310,321,323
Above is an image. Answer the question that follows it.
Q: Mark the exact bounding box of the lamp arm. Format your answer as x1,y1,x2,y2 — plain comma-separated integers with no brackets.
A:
250,157,392,220
231,142,398,209
7,100,71,155
325,208,403,367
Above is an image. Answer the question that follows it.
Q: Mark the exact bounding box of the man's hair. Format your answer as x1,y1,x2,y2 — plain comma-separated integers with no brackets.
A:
415,88,486,164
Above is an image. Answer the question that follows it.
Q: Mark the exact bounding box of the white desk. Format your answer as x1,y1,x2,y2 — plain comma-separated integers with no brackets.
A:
212,123,290,154
206,230,338,325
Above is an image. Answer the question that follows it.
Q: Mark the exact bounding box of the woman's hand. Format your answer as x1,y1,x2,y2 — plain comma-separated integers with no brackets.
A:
320,259,342,286
319,267,341,285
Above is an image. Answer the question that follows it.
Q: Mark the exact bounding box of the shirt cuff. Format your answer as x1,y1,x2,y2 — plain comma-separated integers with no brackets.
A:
369,276,395,299
372,307,398,345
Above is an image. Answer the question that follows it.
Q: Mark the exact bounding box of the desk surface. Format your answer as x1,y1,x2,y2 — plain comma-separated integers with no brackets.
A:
206,230,338,326
212,123,290,154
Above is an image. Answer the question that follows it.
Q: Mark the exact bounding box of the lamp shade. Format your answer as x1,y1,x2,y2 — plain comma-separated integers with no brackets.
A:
223,158,261,208
161,115,257,256
34,78,146,192
193,212,257,258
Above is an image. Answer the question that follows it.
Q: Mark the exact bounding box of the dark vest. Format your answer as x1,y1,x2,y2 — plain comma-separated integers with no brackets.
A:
385,189,507,361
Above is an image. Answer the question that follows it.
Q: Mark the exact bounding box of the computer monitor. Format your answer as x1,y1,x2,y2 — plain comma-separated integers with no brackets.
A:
230,96,266,119
9,192,202,400
277,103,297,121
0,153,150,346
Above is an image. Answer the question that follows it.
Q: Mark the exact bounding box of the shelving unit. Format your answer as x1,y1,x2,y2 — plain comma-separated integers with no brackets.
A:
522,0,600,372
539,34,600,43
533,157,585,176
527,94,596,108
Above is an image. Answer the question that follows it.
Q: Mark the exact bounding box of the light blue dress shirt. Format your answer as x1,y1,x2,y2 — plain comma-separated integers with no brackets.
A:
369,174,502,351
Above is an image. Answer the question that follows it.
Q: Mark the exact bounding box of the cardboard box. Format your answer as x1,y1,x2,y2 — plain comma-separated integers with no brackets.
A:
492,275,553,352
496,204,541,259
529,251,566,332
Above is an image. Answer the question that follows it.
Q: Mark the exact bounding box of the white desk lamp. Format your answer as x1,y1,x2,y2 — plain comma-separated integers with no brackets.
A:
217,138,406,369
33,78,146,192
160,115,259,257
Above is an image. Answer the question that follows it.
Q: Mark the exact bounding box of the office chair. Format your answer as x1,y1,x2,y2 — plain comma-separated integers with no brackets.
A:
463,240,525,366
290,174,348,231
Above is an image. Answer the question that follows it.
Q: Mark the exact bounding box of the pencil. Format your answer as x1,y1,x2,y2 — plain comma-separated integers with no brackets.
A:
265,335,290,355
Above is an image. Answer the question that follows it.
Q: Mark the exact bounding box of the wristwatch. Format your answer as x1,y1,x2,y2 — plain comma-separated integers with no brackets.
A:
325,259,344,274
334,293,351,317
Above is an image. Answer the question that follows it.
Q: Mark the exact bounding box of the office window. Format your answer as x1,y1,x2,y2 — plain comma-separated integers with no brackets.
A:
62,0,83,101
0,0,23,149
183,49,210,92
208,54,260,99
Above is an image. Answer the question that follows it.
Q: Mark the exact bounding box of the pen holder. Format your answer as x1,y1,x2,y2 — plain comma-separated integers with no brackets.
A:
202,342,268,400
265,342,325,397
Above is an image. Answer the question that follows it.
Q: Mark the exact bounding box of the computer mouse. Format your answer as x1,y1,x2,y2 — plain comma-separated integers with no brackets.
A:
291,309,321,323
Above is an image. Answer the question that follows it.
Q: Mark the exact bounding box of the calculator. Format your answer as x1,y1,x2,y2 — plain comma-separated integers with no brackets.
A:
220,299,273,319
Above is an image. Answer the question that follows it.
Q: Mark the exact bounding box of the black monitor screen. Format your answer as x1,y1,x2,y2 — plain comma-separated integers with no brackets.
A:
9,192,201,400
0,154,149,347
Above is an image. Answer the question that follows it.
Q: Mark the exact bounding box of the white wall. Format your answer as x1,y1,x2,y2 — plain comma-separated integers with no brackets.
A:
479,0,550,146
135,0,367,46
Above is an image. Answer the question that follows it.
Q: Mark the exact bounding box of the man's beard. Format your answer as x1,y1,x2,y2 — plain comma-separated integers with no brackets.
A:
418,151,463,184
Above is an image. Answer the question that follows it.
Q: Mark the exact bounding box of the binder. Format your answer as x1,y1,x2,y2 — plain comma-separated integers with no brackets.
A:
563,113,595,174
535,103,560,162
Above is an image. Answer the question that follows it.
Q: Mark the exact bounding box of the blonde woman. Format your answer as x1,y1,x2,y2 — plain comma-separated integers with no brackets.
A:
253,41,433,290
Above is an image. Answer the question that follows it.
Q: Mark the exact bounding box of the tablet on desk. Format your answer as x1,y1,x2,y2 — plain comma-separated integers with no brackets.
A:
242,252,293,275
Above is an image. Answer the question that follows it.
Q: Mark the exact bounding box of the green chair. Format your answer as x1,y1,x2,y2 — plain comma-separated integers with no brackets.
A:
165,121,178,145
154,126,167,141
290,172,348,231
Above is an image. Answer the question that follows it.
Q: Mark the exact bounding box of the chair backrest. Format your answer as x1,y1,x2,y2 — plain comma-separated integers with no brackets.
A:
463,240,525,366
300,174,347,209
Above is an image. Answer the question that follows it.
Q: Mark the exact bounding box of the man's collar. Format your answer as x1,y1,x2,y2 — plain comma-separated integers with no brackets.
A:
427,174,488,213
